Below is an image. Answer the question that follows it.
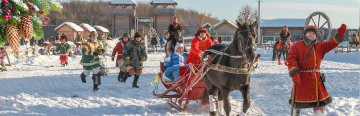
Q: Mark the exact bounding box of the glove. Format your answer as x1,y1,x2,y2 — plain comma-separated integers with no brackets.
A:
124,57,130,64
111,57,114,61
292,73,300,86
337,24,347,38
141,55,147,61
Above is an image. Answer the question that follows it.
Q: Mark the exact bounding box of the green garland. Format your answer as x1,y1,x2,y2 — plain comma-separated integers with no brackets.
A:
0,0,62,46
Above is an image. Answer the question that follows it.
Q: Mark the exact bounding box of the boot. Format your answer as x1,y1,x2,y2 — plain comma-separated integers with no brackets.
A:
278,57,282,65
120,72,130,82
93,84,99,91
314,110,325,116
92,74,101,91
118,71,125,82
80,72,86,83
132,75,140,88
284,60,288,66
65,62,68,66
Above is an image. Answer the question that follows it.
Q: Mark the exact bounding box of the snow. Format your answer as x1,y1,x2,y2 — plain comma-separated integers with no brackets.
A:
109,0,137,5
151,0,177,4
54,22,84,32
260,19,306,28
94,26,110,33
214,19,238,29
0,40,359,115
80,23,96,32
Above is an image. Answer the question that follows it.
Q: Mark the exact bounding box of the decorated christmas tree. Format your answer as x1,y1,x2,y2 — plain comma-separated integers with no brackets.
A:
0,0,62,52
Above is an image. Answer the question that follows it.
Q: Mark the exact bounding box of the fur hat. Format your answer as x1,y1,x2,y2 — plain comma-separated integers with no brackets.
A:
175,43,184,50
89,31,97,37
304,25,318,35
134,32,142,38
303,25,318,46
195,27,210,37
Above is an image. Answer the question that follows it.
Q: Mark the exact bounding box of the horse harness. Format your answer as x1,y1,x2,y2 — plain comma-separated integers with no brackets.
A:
202,45,258,75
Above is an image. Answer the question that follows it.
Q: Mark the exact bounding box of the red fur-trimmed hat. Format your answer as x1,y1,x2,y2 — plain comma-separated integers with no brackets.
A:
305,25,318,34
195,27,210,37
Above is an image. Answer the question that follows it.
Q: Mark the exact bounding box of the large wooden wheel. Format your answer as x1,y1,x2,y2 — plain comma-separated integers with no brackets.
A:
305,12,332,41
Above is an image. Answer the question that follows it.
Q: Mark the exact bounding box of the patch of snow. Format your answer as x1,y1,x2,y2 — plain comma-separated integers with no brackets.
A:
80,23,96,32
94,26,109,33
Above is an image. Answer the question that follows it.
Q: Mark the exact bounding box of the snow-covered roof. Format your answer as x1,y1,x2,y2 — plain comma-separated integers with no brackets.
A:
151,0,177,5
109,0,137,5
94,26,110,33
55,22,84,32
214,19,238,29
260,19,305,28
202,23,212,28
80,23,96,32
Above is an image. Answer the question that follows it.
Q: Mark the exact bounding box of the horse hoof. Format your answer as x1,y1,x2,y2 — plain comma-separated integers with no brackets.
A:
209,111,216,116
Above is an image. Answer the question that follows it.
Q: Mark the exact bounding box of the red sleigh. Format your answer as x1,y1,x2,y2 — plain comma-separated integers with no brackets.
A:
152,62,208,111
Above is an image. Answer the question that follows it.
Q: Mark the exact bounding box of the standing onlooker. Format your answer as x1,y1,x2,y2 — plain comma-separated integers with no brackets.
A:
159,34,165,48
151,34,158,52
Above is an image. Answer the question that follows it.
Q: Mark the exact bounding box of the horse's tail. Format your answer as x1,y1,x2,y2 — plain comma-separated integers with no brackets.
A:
272,41,279,61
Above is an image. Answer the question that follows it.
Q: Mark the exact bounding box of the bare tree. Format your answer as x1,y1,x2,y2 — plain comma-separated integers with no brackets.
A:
237,4,258,23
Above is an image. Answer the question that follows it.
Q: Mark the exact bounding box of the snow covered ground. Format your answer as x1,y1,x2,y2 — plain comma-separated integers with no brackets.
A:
0,40,359,116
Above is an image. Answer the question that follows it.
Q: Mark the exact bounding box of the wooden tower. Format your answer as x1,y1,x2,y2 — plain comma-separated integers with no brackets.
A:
109,0,137,37
150,0,177,35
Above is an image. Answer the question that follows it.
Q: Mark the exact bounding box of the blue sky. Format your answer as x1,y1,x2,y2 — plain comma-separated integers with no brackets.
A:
135,0,359,29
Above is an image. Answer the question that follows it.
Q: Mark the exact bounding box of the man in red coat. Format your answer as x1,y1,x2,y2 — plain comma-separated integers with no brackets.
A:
288,24,347,116
185,27,213,65
112,33,130,81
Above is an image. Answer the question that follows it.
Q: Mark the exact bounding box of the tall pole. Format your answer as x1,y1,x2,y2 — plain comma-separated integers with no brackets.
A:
257,0,262,44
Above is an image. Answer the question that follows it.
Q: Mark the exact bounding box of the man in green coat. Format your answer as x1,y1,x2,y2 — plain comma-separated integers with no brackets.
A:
80,31,102,91
121,32,147,88
56,37,71,66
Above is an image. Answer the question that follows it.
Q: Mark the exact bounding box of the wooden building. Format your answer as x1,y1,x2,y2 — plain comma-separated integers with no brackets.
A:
109,0,137,37
54,22,84,42
150,0,177,35
213,19,238,42
79,23,96,40
260,19,305,44
94,26,110,40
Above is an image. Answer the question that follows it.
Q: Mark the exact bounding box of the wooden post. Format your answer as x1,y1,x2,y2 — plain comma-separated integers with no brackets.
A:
335,46,338,53
5,47,11,66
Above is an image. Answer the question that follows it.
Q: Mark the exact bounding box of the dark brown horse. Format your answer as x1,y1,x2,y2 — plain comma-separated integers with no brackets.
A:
201,21,260,116
272,40,290,65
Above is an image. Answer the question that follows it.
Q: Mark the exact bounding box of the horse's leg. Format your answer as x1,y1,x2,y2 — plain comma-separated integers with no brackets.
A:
220,88,231,116
272,48,277,61
240,84,251,115
218,90,225,116
277,51,282,65
203,77,217,116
